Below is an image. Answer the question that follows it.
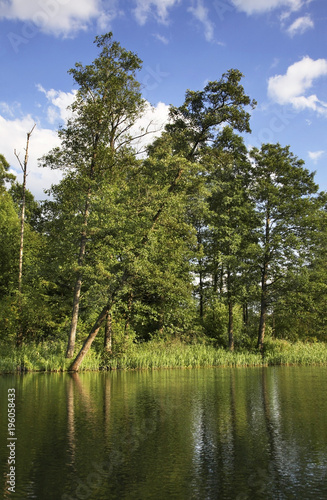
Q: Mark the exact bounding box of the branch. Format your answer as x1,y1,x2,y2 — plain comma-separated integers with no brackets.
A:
14,123,36,173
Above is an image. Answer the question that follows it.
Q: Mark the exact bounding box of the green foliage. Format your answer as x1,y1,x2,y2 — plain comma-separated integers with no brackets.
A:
0,191,20,298
0,153,15,188
0,341,101,373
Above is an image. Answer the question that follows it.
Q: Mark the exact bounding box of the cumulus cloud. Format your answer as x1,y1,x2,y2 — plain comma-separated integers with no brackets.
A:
230,0,304,14
129,101,170,154
36,85,76,124
0,95,169,199
188,0,215,42
267,56,327,115
0,0,119,37
286,14,314,36
308,150,324,163
133,0,181,25
0,113,62,200
153,33,169,44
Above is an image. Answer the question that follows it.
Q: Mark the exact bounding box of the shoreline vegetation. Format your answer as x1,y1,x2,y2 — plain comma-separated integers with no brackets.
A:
1,339,327,374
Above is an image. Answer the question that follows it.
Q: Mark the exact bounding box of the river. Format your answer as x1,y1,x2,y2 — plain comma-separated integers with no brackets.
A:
1,366,327,499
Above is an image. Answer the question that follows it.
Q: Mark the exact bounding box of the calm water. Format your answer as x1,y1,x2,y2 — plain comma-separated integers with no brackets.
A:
1,367,327,499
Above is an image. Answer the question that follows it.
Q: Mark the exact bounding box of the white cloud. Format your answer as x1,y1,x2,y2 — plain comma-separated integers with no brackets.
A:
37,85,76,124
0,113,62,200
267,56,327,115
308,150,324,163
153,33,169,44
129,101,170,154
230,0,304,14
286,14,314,36
188,0,215,42
0,101,21,118
0,98,170,199
133,0,180,25
0,0,119,37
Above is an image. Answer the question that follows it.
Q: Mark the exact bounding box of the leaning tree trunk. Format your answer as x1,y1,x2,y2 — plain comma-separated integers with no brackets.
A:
70,302,110,371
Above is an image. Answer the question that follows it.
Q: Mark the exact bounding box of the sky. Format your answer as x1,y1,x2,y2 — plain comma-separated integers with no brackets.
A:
0,0,327,200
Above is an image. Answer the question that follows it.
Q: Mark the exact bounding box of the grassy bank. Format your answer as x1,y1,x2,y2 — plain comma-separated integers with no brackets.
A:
103,339,327,370
0,341,101,374
1,338,327,374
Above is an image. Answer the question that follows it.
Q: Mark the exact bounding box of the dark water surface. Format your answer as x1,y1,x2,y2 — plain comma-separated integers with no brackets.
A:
1,366,327,499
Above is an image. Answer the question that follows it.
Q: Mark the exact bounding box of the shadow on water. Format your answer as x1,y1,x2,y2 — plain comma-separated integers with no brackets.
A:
1,367,327,499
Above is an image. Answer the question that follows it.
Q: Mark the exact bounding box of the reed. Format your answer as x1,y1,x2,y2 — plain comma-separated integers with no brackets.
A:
0,341,101,373
263,339,327,366
103,341,265,370
1,339,327,374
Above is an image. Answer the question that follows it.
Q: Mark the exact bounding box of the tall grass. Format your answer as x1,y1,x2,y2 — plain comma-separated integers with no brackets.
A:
0,341,101,373
1,338,327,374
104,340,264,370
263,339,327,366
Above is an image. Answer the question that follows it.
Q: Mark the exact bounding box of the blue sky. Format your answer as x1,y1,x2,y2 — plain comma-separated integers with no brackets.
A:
0,0,326,199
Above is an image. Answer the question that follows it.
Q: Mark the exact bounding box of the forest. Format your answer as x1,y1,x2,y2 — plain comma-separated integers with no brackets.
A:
1,33,326,372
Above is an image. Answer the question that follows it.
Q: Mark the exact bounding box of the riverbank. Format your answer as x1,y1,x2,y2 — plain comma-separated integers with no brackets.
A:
1,339,327,374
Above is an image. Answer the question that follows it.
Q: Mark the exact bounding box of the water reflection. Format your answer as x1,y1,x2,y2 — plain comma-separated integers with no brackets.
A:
1,368,327,499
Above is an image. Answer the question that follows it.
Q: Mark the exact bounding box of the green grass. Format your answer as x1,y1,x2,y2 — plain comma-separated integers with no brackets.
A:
1,338,327,374
0,341,101,373
103,341,264,370
263,338,327,366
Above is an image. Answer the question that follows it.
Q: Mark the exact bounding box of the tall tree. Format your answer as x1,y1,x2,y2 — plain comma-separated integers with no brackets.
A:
250,143,319,350
206,127,259,349
70,69,256,371
41,33,145,358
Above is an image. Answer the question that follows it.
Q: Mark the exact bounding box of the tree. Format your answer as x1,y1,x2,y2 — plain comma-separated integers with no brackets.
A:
250,143,319,350
272,193,327,341
206,127,259,349
41,33,146,358
70,69,256,370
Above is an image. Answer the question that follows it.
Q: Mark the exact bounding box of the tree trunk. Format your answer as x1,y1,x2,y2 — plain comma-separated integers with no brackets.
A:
228,301,234,351
257,261,268,351
66,188,91,358
104,311,112,352
243,303,248,328
70,302,110,371
257,208,270,351
257,292,266,351
199,265,204,318
15,124,35,347
66,131,100,358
